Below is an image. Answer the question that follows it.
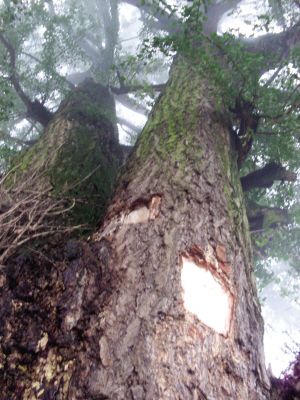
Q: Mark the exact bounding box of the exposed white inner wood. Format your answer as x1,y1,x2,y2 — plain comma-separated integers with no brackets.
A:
181,257,232,335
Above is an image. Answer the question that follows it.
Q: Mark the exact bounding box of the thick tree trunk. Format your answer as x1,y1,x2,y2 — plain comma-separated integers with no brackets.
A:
5,79,121,228
0,60,270,399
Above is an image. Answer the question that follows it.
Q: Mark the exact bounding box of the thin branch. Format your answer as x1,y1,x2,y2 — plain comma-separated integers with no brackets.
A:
66,70,92,85
117,117,141,133
0,32,53,126
0,32,31,108
21,51,75,90
0,171,86,263
116,94,149,115
262,62,285,88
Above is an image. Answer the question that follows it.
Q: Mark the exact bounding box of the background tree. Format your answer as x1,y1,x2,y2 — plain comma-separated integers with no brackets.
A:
0,0,299,398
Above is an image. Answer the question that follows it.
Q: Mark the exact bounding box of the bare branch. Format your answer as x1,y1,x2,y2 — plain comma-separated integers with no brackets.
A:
0,129,38,147
262,62,285,88
0,33,53,126
66,70,92,85
0,170,90,263
116,95,149,115
241,162,297,192
21,51,75,90
117,117,141,133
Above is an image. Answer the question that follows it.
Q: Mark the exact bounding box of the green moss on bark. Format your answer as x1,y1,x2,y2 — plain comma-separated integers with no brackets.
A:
6,81,121,229
136,60,204,170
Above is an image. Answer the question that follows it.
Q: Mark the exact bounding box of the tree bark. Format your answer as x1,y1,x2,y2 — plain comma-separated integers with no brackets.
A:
0,60,271,399
5,79,122,228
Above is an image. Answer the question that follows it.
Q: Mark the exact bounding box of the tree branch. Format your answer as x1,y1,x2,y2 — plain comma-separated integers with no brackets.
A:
120,0,180,34
0,127,38,147
66,70,92,85
241,21,300,68
116,95,148,116
204,0,242,33
21,51,75,90
241,162,297,192
117,117,141,133
0,32,53,127
247,201,289,232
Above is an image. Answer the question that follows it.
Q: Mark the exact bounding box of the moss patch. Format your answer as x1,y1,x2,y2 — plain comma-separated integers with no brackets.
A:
136,60,205,171
6,81,121,229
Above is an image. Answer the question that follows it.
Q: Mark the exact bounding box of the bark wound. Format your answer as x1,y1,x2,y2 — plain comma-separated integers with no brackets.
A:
98,194,162,239
124,195,162,224
181,245,234,336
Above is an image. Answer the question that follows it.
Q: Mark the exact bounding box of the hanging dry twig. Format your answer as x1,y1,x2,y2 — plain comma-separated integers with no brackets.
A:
0,171,84,264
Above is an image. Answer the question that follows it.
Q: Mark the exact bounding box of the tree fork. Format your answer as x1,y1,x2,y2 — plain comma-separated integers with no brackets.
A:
0,60,271,399
4,79,122,229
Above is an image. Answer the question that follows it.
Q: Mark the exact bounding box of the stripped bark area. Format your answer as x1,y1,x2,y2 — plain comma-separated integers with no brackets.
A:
0,60,270,399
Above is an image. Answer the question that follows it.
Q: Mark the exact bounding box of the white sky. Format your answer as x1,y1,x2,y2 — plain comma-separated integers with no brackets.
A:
261,262,300,376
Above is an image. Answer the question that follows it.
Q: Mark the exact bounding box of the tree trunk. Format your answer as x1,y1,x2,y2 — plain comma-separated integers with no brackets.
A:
5,79,122,228
0,59,270,399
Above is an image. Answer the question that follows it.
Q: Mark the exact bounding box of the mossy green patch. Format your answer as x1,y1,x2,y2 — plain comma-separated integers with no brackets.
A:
136,60,205,173
6,81,121,230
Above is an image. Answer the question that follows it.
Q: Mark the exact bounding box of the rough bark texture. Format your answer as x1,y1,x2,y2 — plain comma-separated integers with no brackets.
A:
0,60,270,399
6,79,121,227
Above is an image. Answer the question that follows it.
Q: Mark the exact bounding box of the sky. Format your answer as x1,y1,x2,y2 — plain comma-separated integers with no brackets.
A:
261,262,300,376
